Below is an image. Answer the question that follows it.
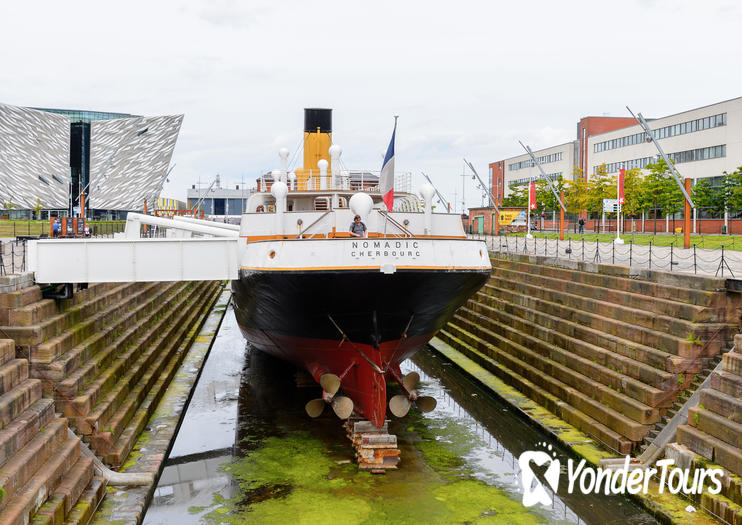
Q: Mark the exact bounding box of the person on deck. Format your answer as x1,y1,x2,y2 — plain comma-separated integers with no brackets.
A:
578,217,585,234
349,215,367,238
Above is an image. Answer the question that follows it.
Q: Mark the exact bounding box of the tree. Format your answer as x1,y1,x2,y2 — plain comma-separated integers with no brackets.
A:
621,168,644,217
586,164,613,218
502,185,528,207
723,167,742,215
643,160,684,232
33,198,43,220
565,166,589,215
535,175,565,214
692,179,722,216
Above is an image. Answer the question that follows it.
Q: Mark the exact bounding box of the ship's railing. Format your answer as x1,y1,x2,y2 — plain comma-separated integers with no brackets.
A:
296,210,332,239
258,171,413,194
377,210,413,237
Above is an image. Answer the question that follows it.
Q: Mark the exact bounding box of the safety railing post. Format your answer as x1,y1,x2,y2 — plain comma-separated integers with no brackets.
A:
629,241,633,267
693,244,697,274
670,244,673,271
649,241,652,270
612,241,615,265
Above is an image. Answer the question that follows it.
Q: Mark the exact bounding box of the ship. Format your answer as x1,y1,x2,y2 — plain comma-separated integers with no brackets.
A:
230,108,491,429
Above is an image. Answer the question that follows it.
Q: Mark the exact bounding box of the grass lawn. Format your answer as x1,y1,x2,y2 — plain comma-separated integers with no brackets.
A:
497,231,742,250
0,220,125,237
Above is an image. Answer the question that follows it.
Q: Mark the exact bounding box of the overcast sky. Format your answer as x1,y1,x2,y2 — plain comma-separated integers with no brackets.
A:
1,0,740,212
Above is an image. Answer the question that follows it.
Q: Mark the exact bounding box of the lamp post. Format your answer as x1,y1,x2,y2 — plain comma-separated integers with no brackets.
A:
78,126,148,219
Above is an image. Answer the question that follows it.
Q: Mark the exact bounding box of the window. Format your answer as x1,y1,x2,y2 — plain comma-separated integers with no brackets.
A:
594,112,727,153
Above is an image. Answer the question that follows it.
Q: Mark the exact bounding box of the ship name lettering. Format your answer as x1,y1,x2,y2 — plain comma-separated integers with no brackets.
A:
352,242,358,249
395,242,401,248
413,241,419,248
376,251,381,256
363,242,369,249
416,251,420,256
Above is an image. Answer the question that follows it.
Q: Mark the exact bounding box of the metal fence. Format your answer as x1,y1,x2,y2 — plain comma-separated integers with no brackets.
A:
0,239,27,276
472,234,741,278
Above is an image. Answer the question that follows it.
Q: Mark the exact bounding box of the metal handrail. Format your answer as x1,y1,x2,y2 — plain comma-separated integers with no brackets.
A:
377,210,413,237
296,210,332,239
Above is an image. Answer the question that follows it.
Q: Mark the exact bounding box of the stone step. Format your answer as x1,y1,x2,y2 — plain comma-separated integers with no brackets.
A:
489,264,720,322
723,352,742,375
487,271,732,346
91,290,207,453
2,299,57,327
480,283,706,357
438,327,649,442
0,419,68,511
0,286,42,310
26,283,146,364
0,359,29,396
53,282,187,397
699,388,742,424
490,254,728,304
63,281,210,434
471,289,692,374
710,370,742,398
689,406,742,449
0,398,55,468
101,283,220,465
53,456,94,517
452,311,664,413
63,476,106,525
32,282,177,383
54,283,111,311
0,379,42,428
700,492,742,525
0,339,15,367
31,493,66,524
0,436,81,525
2,283,135,350
459,301,674,396
90,281,217,445
677,424,742,477
431,334,634,454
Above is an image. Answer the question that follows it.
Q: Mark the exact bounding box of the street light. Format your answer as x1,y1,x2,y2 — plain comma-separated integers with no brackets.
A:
76,126,149,218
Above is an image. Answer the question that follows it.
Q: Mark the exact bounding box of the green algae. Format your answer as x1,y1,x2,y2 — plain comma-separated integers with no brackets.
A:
199,421,545,525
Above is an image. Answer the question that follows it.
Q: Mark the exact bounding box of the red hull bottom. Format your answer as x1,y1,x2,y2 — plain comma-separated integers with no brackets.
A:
239,327,433,427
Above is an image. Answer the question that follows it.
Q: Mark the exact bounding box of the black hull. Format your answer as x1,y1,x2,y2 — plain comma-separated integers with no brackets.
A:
231,268,489,355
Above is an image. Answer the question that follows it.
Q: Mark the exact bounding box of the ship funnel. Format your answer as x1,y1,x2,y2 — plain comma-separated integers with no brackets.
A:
297,108,333,190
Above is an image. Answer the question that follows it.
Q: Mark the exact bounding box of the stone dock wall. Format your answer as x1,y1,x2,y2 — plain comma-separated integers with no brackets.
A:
434,252,739,455
431,252,742,523
0,274,223,525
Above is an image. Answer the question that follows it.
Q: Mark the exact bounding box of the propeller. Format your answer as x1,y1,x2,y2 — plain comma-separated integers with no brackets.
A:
305,398,325,418
331,396,354,419
320,373,341,396
415,396,437,413
389,394,412,417
402,372,420,392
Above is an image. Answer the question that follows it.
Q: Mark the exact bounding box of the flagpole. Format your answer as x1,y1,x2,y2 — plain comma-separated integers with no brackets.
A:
615,169,624,244
382,115,398,238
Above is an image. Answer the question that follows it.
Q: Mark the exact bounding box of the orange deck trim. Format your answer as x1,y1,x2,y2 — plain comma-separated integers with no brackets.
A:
239,265,489,272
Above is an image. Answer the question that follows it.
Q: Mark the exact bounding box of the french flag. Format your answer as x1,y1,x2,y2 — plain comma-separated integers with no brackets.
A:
380,117,397,211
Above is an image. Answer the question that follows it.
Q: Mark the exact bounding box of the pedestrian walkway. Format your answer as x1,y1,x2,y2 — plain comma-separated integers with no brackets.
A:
473,234,742,278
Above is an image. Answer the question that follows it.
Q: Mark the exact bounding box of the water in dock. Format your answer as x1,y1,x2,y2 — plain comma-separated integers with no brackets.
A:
143,304,657,524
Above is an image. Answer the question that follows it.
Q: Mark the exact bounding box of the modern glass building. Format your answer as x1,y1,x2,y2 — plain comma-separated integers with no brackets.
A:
0,102,182,220
32,108,138,215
